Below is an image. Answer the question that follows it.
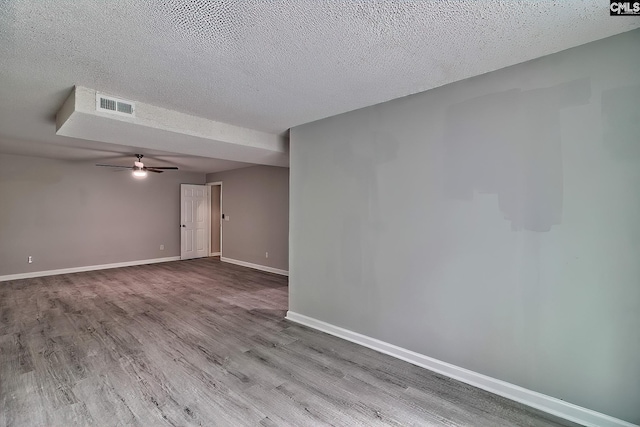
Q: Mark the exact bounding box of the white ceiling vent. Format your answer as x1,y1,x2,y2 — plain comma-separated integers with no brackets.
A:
96,93,135,117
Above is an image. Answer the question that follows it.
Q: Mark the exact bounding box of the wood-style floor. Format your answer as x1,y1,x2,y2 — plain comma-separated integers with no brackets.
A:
0,258,580,426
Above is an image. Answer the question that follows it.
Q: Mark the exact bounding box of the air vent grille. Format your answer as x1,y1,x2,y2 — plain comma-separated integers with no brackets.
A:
116,102,133,114
100,97,116,111
96,93,135,117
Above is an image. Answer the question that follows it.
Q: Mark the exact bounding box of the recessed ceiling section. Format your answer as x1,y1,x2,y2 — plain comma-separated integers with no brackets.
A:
56,86,288,167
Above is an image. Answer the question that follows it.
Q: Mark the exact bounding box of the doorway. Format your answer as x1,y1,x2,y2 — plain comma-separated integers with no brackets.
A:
207,182,222,257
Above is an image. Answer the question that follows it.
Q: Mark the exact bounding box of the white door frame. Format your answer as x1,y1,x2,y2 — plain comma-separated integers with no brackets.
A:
206,181,223,257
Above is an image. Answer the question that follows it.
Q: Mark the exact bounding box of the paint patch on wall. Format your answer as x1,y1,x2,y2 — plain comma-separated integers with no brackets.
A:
602,85,640,159
444,78,591,232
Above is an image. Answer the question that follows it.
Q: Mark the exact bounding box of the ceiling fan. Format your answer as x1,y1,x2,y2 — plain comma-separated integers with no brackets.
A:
96,154,178,178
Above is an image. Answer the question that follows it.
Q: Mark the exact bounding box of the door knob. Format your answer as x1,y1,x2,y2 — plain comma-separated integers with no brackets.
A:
181,224,186,227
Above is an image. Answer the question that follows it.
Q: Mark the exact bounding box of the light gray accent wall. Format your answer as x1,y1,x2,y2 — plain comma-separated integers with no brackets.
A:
206,166,289,271
289,30,640,424
0,153,205,275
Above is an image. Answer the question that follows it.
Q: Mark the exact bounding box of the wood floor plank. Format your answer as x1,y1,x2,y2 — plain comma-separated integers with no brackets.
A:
0,258,581,426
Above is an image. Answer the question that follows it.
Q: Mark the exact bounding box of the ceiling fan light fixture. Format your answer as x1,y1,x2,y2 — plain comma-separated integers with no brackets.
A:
132,167,147,178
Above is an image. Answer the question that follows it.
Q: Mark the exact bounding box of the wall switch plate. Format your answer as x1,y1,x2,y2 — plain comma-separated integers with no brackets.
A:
225,215,230,221
28,256,33,263
265,252,269,258
160,244,164,250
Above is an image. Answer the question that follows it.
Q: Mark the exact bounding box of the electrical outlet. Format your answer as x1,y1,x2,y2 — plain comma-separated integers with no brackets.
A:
28,256,33,264
265,252,269,258
160,244,164,250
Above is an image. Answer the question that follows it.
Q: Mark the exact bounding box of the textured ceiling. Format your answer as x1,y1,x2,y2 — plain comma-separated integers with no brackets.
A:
0,1,638,171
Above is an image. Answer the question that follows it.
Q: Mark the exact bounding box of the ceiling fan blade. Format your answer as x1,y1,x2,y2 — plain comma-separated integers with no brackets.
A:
145,166,179,170
144,168,164,173
96,164,131,168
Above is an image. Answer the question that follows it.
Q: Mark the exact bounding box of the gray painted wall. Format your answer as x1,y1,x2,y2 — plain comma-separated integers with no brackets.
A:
206,166,289,271
289,30,640,424
210,185,221,253
0,153,204,275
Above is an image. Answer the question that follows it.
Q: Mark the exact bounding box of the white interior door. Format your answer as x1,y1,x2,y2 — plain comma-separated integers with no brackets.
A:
181,184,209,260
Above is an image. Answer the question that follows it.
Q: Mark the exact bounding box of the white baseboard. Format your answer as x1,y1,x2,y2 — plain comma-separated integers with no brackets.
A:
0,256,181,282
209,252,221,257
221,257,288,276
285,311,636,427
